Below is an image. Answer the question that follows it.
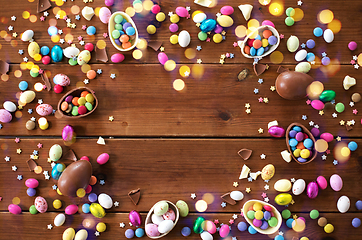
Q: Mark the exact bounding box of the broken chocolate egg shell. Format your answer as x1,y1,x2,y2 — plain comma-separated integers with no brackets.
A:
285,122,317,165
275,71,314,100
57,160,92,196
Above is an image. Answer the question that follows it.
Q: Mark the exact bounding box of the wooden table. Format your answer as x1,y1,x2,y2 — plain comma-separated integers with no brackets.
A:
0,0,361,239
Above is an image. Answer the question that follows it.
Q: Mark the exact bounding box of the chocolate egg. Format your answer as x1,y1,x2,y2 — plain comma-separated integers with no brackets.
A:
275,71,314,100
57,160,92,196
307,181,319,198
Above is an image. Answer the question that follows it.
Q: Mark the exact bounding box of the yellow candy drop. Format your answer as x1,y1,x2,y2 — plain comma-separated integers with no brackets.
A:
53,199,62,209
170,35,178,44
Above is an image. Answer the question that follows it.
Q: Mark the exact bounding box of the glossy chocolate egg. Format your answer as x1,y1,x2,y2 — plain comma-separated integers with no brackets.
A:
57,160,92,196
307,181,319,198
129,210,142,226
275,71,314,100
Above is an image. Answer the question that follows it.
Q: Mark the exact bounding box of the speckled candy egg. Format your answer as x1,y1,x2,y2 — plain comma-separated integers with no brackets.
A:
63,46,80,59
77,50,91,65
3,101,17,112
63,228,75,240
34,196,48,213
20,90,36,104
163,208,176,221
99,7,112,24
330,174,343,191
98,193,113,209
158,219,174,234
0,109,12,123
28,42,40,58
176,200,189,217
261,164,275,180
146,223,160,237
36,104,53,116
49,144,62,161
154,201,169,216
292,179,306,195
53,74,70,86
217,15,234,28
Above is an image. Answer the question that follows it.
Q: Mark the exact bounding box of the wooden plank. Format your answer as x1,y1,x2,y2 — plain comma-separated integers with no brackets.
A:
0,138,361,213
0,212,361,240
0,0,360,64
0,63,360,137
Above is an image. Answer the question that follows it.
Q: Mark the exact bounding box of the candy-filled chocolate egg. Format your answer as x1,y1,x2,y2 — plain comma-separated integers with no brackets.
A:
57,160,92,196
275,71,314,100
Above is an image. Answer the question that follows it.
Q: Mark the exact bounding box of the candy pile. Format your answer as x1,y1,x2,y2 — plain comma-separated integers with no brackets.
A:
59,89,95,117
110,12,137,51
244,201,280,233
243,26,279,57
145,200,182,238
286,124,316,163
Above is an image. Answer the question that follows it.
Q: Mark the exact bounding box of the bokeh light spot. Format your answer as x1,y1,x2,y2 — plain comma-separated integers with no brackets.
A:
270,51,284,64
195,200,208,212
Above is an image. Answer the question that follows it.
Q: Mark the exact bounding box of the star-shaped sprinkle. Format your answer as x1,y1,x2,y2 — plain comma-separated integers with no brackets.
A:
333,160,338,165
340,120,345,125
336,136,342,141
37,143,43,148
95,231,100,236
18,49,24,55
253,58,259,65
97,69,102,74
351,119,356,125
264,179,270,183
258,78,263,84
40,16,45,21
246,187,251,193
23,57,28,62
309,121,314,126
75,15,80,20
232,214,238,219
45,175,50,180
168,12,173,17
254,88,259,94
196,45,202,51
354,64,359,69
297,1,303,6
279,231,284,236
4,156,10,162
28,109,33,114
248,176,253,182
318,110,324,116
350,101,355,107
59,39,65,44
214,219,219,224
353,109,358,114
301,43,306,48
216,12,222,17
12,32,17,38
306,99,311,105
229,219,234,224
245,103,250,108
109,116,114,122
8,26,13,31
51,162,56,168
332,112,338,118
301,115,307,120
219,59,225,64
83,79,89,84
159,46,165,52
245,109,251,114
11,16,16,21
258,128,263,134
233,182,239,187
114,201,119,207
279,34,284,39
263,197,270,202
191,193,196,199
232,237,237,240
260,154,266,159
322,155,327,160
17,175,23,180
12,166,17,171
103,32,108,38
221,202,226,208
351,60,356,65
230,53,234,58
110,73,116,79
38,99,43,104
291,178,296,183
259,97,264,103
43,171,48,176
264,97,269,103
322,52,327,57
353,55,358,60
270,86,276,91
52,185,57,190
100,180,105,185
261,192,267,198
16,148,22,154
0,124,2,129
47,224,53,230
120,222,125,228
293,214,298,219
264,184,269,190
197,59,202,64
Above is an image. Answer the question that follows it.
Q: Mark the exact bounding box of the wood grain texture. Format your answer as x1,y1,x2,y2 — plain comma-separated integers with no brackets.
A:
0,64,360,137
1,212,362,240
0,139,361,213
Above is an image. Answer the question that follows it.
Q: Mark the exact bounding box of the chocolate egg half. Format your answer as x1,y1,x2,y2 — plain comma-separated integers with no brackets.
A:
57,160,92,196
275,71,314,100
